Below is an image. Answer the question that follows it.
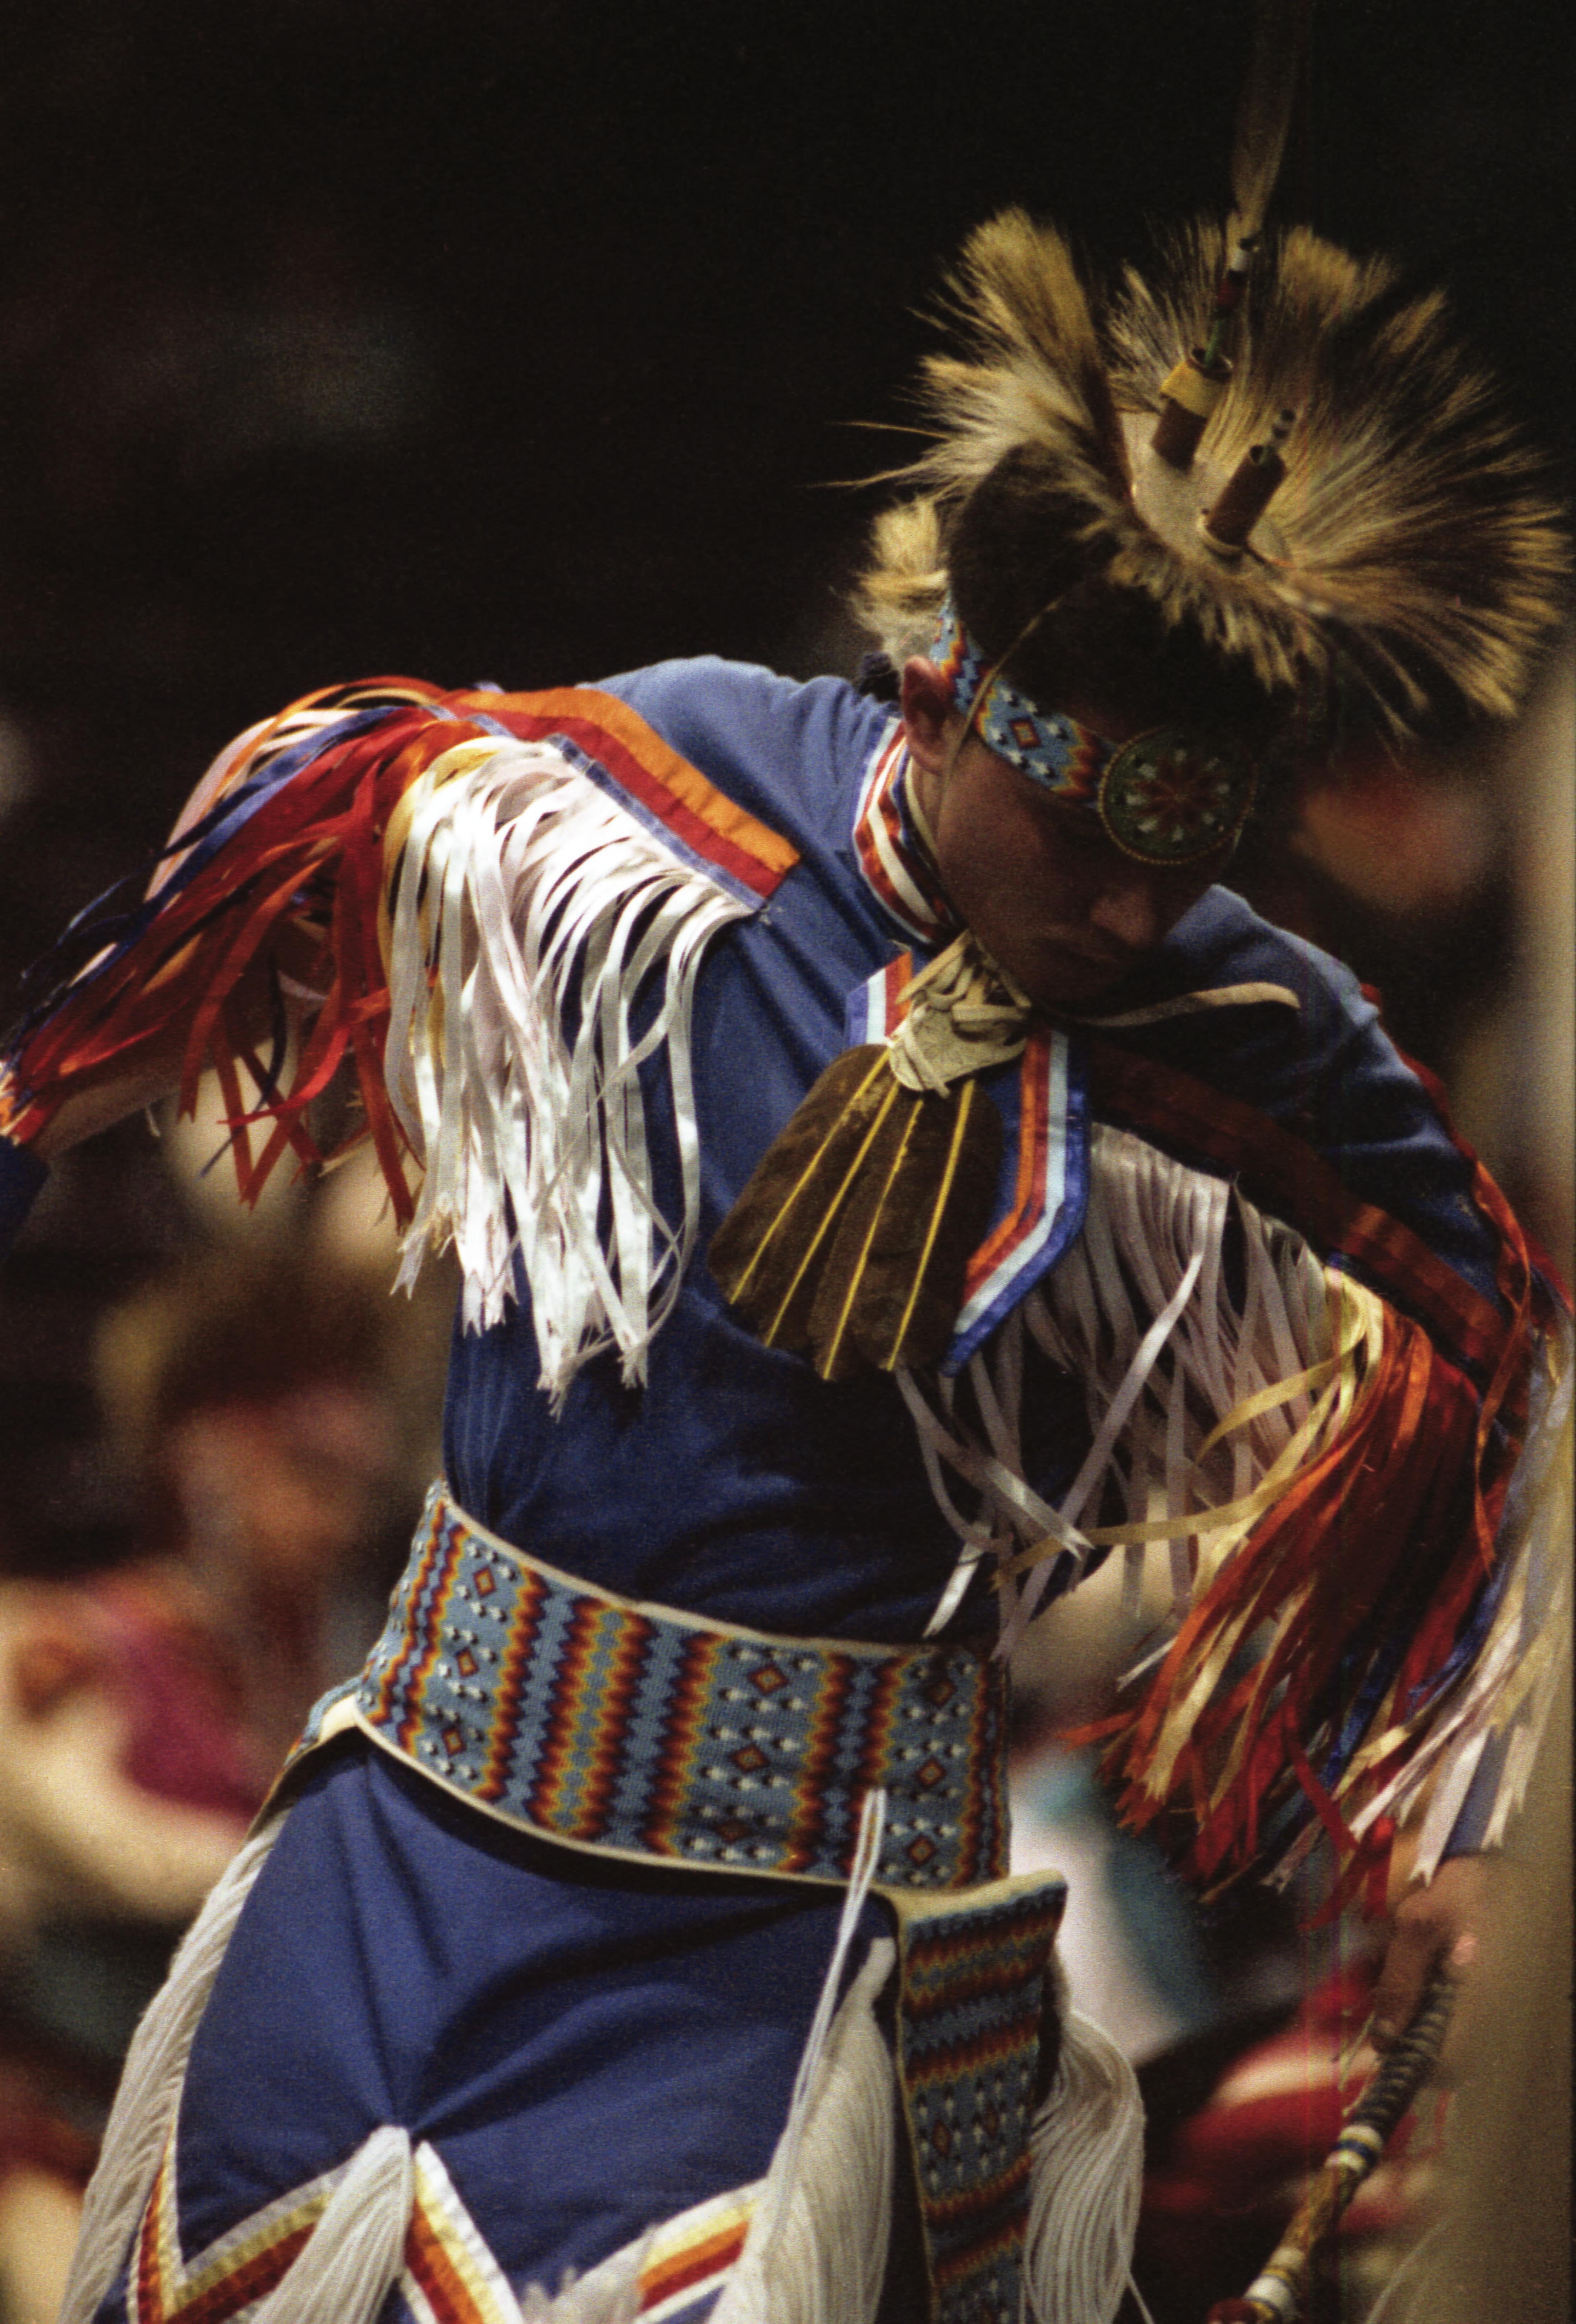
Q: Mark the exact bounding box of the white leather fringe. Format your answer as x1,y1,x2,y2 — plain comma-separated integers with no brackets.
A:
382,737,752,1397
1024,1992,1145,2324
58,1820,282,2324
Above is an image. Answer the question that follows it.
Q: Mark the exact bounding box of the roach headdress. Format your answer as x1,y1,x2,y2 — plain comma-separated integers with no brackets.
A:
856,209,1566,743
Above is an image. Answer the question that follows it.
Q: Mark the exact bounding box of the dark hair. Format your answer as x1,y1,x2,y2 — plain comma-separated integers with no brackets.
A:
946,446,1300,747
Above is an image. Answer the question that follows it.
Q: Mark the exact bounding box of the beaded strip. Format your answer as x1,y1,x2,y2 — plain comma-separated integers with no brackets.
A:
891,1873,1068,2324
932,598,1256,864
316,1486,1010,1892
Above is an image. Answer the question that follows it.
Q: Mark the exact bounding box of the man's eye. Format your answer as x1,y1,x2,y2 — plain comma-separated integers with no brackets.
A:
1032,795,1105,854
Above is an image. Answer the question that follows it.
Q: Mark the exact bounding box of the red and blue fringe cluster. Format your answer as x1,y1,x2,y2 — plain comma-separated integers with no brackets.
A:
1086,1036,1567,1906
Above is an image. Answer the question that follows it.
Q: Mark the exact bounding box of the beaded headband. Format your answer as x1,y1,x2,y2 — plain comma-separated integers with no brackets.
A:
931,599,1258,865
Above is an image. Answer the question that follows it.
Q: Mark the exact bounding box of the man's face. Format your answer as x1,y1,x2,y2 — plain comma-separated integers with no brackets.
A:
901,659,1231,1011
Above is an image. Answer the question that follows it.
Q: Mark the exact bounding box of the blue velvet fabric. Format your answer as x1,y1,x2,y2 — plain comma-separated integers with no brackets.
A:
0,1133,45,1260
95,1745,891,2318
444,658,1503,1654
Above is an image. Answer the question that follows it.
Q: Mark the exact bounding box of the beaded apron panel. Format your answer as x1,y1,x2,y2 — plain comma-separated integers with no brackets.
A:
891,1874,1067,2324
295,1485,1010,1893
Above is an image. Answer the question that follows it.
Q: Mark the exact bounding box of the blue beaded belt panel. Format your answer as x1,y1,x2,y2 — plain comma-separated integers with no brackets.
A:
324,1486,1010,1893
892,1875,1067,2324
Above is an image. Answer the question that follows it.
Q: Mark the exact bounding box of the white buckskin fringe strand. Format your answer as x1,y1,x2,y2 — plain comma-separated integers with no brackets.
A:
713,1793,895,2324
251,2127,414,2324
383,738,752,1399
1023,1991,1145,2324
59,1821,283,2324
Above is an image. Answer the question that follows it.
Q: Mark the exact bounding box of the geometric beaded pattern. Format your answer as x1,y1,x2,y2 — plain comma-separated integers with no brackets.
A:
933,598,1112,808
892,1873,1067,2324
352,1485,1010,1893
934,597,1254,864
1099,727,1256,864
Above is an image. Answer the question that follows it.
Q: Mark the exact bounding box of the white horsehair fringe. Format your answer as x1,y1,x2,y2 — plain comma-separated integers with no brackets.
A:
714,1799,894,2324
59,1821,283,2324
1024,1989,1146,2324
516,2254,643,2323
711,1940,895,2324
249,2126,414,2324
383,736,753,1399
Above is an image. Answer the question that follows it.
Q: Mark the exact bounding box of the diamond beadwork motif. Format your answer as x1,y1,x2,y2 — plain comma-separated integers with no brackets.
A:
348,1487,1010,1892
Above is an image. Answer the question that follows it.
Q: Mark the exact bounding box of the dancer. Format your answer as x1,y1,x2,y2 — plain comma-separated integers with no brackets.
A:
1,203,1566,2324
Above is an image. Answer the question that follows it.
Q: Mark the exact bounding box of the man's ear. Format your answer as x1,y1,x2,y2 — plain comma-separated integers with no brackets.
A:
899,658,960,779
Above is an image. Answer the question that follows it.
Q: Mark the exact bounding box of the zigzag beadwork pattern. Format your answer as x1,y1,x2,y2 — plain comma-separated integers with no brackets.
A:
893,1874,1067,2324
354,1487,1009,1890
124,2110,756,2324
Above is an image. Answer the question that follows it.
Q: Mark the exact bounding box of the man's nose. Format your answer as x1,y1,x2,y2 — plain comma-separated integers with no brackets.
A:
1087,873,1169,952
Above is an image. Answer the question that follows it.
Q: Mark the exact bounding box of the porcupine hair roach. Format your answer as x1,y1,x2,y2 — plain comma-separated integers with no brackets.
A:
854,209,1566,746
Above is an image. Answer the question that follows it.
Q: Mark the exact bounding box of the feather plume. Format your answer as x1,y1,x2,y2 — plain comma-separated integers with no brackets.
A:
856,498,949,667
1227,0,1311,243
854,210,1566,738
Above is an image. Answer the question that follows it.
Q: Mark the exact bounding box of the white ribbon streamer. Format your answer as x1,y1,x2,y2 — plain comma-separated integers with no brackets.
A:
383,739,751,1400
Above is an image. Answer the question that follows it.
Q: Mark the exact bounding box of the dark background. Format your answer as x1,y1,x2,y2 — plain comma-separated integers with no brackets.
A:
0,0,1569,1561
0,0,1569,930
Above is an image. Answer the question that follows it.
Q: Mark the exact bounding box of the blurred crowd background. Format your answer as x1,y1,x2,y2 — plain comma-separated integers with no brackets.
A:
0,4,1568,2319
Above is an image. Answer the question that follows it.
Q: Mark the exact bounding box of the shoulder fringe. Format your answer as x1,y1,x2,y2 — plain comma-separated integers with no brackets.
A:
3,682,756,1408
383,736,751,1395
1362,1324,1570,1888
903,1124,1562,1898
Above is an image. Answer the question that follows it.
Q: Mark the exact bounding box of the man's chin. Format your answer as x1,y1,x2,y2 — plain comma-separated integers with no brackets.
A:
1020,947,1140,1011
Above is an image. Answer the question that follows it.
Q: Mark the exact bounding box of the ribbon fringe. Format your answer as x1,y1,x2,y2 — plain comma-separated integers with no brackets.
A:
4,683,751,1404
908,1125,1566,1895
381,737,748,1390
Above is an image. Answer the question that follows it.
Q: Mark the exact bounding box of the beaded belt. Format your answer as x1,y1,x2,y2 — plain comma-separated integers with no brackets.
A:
294,1484,1010,1893
282,1486,1067,2323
